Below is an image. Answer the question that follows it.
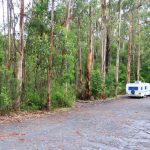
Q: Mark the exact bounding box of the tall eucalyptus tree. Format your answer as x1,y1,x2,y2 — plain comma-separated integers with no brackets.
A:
16,0,24,110
115,0,122,96
47,0,55,110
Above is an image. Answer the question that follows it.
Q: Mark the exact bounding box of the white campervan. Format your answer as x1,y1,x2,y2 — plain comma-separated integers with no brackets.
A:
126,81,150,97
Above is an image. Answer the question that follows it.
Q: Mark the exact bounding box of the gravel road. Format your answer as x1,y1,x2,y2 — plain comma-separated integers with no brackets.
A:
0,96,150,150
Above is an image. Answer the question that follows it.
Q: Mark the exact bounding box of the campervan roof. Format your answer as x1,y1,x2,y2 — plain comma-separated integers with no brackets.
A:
134,81,142,84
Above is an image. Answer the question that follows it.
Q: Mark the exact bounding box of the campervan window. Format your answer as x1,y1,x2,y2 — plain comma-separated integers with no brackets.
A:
145,86,147,90
141,87,143,90
128,87,138,90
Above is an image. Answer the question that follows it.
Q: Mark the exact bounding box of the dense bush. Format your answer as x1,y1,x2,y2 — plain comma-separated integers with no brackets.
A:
0,0,149,113
52,83,75,108
90,70,102,98
0,87,11,111
22,90,45,110
106,67,116,97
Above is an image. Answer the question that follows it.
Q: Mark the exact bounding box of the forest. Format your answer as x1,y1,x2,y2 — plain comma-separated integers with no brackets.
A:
0,0,149,112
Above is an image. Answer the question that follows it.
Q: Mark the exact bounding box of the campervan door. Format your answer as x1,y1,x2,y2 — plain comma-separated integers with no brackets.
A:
143,83,150,96
147,83,150,95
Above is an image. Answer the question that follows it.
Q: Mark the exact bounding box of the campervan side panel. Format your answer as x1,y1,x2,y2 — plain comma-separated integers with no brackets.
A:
126,83,145,97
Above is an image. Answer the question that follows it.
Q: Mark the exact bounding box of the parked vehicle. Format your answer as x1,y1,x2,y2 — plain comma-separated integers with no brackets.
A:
126,81,150,97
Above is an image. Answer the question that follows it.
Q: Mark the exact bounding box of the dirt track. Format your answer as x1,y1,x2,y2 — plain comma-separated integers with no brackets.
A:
0,96,150,150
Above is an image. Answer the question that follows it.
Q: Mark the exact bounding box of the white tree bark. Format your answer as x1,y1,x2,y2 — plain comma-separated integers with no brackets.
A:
16,0,24,110
115,0,122,96
137,0,141,81
101,0,107,97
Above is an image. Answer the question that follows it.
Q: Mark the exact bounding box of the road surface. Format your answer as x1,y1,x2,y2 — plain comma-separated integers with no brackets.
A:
0,97,150,150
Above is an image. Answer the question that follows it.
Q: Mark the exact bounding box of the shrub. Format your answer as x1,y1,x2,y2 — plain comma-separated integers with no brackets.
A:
22,90,45,110
106,67,116,97
90,70,102,98
0,87,11,111
51,83,75,108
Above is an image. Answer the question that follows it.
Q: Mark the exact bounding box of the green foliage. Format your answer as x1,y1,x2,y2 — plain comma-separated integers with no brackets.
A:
106,67,116,97
22,90,46,111
0,87,10,111
0,0,149,113
90,70,102,98
51,83,75,108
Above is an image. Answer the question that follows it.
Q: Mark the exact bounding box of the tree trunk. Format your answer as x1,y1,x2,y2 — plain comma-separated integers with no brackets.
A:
137,0,141,81
65,0,71,31
115,0,122,97
85,5,93,99
106,29,110,73
101,0,107,97
132,43,136,81
47,0,55,110
106,0,111,73
16,0,24,110
10,0,17,78
7,0,11,68
64,0,71,95
60,0,72,75
2,0,6,66
77,15,82,94
127,13,132,83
